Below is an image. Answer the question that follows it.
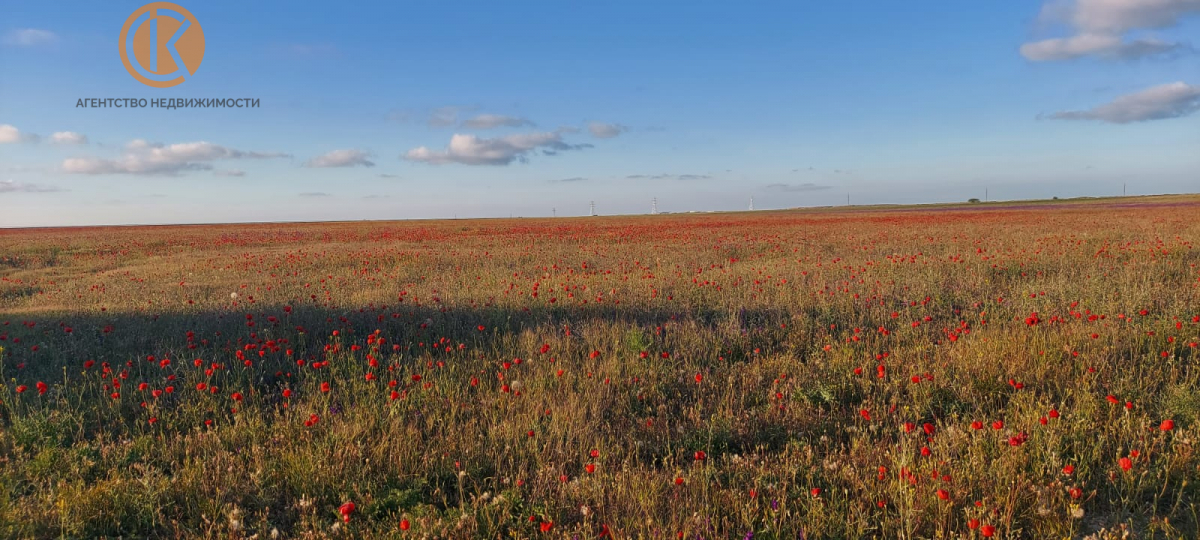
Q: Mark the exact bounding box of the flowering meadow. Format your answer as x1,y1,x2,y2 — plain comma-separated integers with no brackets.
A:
1,196,1198,539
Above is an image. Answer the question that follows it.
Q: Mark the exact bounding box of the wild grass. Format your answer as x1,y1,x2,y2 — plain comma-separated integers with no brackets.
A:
0,196,1198,538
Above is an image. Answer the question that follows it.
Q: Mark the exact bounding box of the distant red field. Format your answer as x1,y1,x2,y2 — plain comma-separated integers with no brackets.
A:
1,195,1198,538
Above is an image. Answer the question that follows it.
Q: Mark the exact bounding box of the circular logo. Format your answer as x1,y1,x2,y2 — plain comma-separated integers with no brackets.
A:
118,2,205,88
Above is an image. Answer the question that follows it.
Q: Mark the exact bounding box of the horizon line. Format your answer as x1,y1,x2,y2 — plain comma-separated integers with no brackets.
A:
2,192,1196,231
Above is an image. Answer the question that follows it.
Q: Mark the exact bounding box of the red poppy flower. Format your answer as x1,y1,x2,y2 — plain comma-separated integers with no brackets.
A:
339,501,355,522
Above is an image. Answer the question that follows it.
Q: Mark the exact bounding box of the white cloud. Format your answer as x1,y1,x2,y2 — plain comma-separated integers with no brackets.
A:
764,182,832,192
1020,33,1181,60
4,28,57,47
404,131,592,166
1046,81,1200,123
62,140,289,175
429,106,469,127
0,124,39,143
588,122,628,138
49,131,87,144
385,106,476,126
1022,0,1200,61
299,192,331,197
214,169,245,177
625,173,711,180
305,149,375,168
1068,0,1200,33
0,179,62,193
461,114,534,129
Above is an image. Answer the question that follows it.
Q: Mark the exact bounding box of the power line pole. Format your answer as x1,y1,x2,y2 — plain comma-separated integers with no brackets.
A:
749,196,754,211
651,197,658,215
590,201,596,216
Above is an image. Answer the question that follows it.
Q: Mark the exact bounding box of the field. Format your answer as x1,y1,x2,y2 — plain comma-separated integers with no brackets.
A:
1,196,1199,539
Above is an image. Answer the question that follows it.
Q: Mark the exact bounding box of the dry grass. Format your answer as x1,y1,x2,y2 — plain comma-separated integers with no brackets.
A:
1,196,1198,539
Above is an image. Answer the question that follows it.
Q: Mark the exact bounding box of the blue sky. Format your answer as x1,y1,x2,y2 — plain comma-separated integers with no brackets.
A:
1,0,1198,226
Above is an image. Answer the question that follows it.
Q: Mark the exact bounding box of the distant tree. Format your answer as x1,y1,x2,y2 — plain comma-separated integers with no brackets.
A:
968,198,981,203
